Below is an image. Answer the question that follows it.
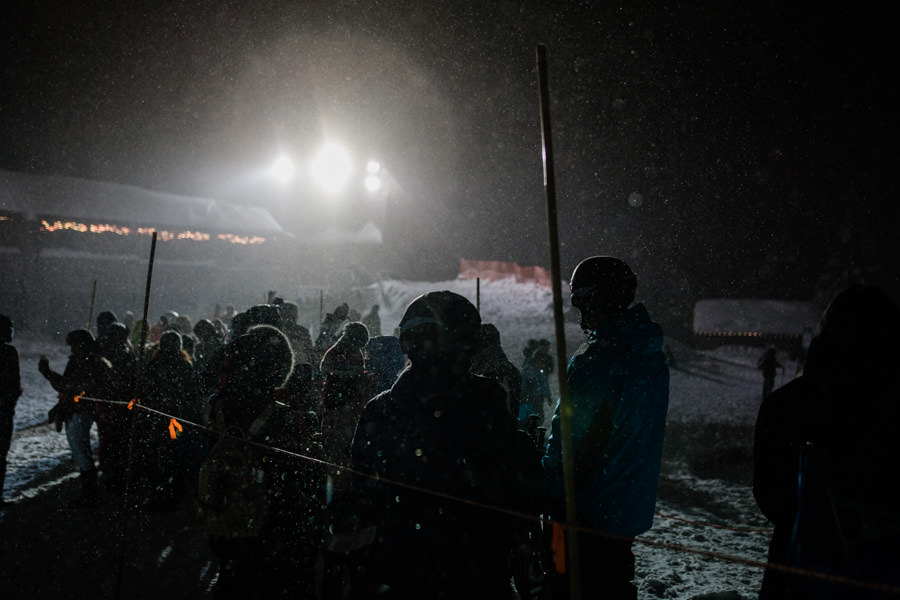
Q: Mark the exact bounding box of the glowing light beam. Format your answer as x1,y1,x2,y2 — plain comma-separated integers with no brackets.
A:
310,143,352,195
270,155,296,184
364,174,382,192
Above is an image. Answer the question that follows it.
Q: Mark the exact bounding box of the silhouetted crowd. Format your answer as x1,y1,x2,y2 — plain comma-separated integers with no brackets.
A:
3,259,898,600
23,292,558,599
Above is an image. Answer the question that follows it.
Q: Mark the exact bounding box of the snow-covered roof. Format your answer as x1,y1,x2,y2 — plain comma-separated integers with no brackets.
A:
302,221,383,244
0,168,283,234
693,298,820,336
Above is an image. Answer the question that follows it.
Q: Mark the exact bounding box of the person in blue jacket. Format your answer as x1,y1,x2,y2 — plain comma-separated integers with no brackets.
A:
543,256,669,600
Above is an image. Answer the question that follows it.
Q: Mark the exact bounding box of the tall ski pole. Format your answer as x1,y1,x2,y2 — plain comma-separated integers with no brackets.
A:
115,231,157,599
476,277,481,312
86,279,97,329
536,43,581,600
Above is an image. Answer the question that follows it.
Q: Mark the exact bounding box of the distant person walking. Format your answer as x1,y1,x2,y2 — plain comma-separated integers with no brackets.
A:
757,346,783,399
361,304,382,338
0,315,22,505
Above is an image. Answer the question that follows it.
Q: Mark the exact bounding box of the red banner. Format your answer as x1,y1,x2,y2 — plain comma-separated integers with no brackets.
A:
459,259,552,288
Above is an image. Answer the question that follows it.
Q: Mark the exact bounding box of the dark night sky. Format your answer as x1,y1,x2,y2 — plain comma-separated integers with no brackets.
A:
2,1,898,310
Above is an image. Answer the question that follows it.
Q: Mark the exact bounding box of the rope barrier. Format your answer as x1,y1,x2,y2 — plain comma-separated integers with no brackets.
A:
63,392,900,597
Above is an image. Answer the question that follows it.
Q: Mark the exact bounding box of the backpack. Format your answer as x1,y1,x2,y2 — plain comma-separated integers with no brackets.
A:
196,405,275,538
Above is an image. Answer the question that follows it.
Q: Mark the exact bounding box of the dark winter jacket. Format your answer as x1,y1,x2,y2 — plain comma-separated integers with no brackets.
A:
351,366,534,598
314,311,348,356
543,303,669,537
145,350,201,423
281,320,314,367
206,392,325,598
1,342,21,462
102,341,138,402
42,352,113,418
1,342,21,411
471,345,522,420
193,338,224,399
753,285,900,599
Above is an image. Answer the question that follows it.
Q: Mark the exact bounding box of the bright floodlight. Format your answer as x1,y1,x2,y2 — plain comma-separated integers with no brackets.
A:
366,160,381,174
270,155,296,183
310,143,352,195
364,174,382,192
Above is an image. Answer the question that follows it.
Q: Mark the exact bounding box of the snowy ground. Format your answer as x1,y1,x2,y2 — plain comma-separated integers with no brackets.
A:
1,277,786,599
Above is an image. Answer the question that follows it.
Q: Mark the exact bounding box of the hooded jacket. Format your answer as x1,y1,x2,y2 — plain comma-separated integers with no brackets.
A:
351,366,529,598
753,285,900,599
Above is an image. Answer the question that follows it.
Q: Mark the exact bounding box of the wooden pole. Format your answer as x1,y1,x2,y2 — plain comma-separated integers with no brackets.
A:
536,43,581,600
135,231,157,390
476,277,481,312
115,231,157,599
86,279,97,329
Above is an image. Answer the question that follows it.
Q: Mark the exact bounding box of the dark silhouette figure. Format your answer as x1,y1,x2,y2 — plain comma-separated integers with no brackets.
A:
94,321,136,492
319,321,372,465
141,331,200,509
315,302,350,361
192,318,224,402
319,321,377,599
278,301,315,367
753,285,900,599
278,362,318,417
0,315,22,504
95,310,118,344
542,256,669,600
361,304,382,338
471,323,522,422
757,346,783,399
39,329,113,507
351,291,540,600
519,338,553,433
204,324,323,600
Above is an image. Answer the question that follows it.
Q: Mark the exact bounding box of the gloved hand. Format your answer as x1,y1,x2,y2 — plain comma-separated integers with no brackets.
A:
48,403,65,432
